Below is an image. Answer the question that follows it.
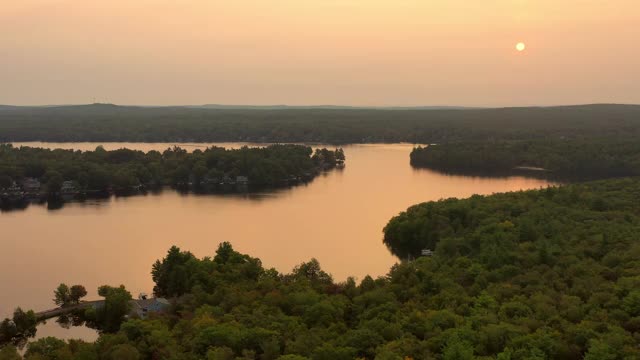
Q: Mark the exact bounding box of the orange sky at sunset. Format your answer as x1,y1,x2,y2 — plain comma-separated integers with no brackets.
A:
1,0,638,106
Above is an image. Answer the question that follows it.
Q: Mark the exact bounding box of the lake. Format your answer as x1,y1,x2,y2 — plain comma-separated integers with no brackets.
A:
1,142,554,341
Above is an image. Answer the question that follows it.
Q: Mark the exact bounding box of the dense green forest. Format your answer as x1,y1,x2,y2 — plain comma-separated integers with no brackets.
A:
381,178,640,358
4,178,640,358
410,140,640,180
1,104,639,144
0,144,344,200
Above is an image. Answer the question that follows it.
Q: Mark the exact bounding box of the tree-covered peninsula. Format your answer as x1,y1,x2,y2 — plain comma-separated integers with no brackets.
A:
0,144,345,208
3,178,640,359
410,140,640,180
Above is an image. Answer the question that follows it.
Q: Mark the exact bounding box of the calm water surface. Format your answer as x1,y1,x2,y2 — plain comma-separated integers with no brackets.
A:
2,142,554,341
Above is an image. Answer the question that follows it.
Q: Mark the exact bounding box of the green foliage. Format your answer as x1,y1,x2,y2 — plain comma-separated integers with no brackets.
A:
44,171,64,195
10,309,37,338
25,337,68,359
53,284,71,307
69,285,88,304
0,175,12,189
410,139,640,180
49,283,86,322
151,246,198,297
0,144,344,201
207,346,234,360
106,344,139,360
91,285,133,333
276,355,309,360
442,335,475,360
584,340,617,360
0,308,37,347
622,290,640,316
0,345,20,360
380,178,640,358
310,344,356,360
2,104,640,144
152,242,263,298
0,321,16,346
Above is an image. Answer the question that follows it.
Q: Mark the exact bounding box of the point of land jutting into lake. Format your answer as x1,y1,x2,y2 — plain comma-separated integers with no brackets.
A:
0,144,345,210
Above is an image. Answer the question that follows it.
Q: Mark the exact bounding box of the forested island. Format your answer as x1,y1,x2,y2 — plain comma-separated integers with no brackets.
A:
1,104,640,144
0,144,345,209
410,140,640,180
3,178,640,359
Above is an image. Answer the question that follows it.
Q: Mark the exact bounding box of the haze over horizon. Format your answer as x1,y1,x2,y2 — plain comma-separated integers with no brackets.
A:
2,102,640,109
2,1,639,107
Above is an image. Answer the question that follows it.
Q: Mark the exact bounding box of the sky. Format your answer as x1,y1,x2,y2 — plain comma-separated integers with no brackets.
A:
1,0,639,107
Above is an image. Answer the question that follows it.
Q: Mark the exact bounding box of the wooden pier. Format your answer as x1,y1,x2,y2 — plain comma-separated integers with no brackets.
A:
34,300,104,321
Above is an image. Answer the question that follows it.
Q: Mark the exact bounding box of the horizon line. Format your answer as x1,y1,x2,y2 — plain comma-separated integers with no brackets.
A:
1,102,639,109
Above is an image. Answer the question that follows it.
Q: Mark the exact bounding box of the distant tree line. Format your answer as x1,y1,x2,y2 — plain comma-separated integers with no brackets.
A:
2,104,640,144
410,139,640,180
0,144,345,199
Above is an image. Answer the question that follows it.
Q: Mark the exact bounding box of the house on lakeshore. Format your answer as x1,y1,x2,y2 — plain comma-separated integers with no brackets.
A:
203,175,221,185
7,182,22,193
21,178,41,193
1,182,24,201
421,249,434,257
61,181,77,193
130,297,170,319
60,181,79,200
236,176,249,185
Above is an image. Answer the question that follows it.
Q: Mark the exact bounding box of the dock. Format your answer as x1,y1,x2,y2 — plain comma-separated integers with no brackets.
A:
33,297,169,321
34,300,104,321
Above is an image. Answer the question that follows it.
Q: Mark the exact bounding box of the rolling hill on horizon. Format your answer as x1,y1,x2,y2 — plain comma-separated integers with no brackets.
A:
1,103,640,144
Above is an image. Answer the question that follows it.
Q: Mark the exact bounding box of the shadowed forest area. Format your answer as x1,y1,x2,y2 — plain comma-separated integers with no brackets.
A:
410,140,640,180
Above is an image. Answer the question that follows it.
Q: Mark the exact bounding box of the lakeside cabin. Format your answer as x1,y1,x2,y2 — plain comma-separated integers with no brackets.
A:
61,181,77,194
236,176,249,185
21,178,41,193
130,297,170,319
405,249,434,262
1,182,24,201
421,249,434,257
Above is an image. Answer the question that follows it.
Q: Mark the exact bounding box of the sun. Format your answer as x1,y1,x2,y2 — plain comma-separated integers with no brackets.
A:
516,42,526,52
